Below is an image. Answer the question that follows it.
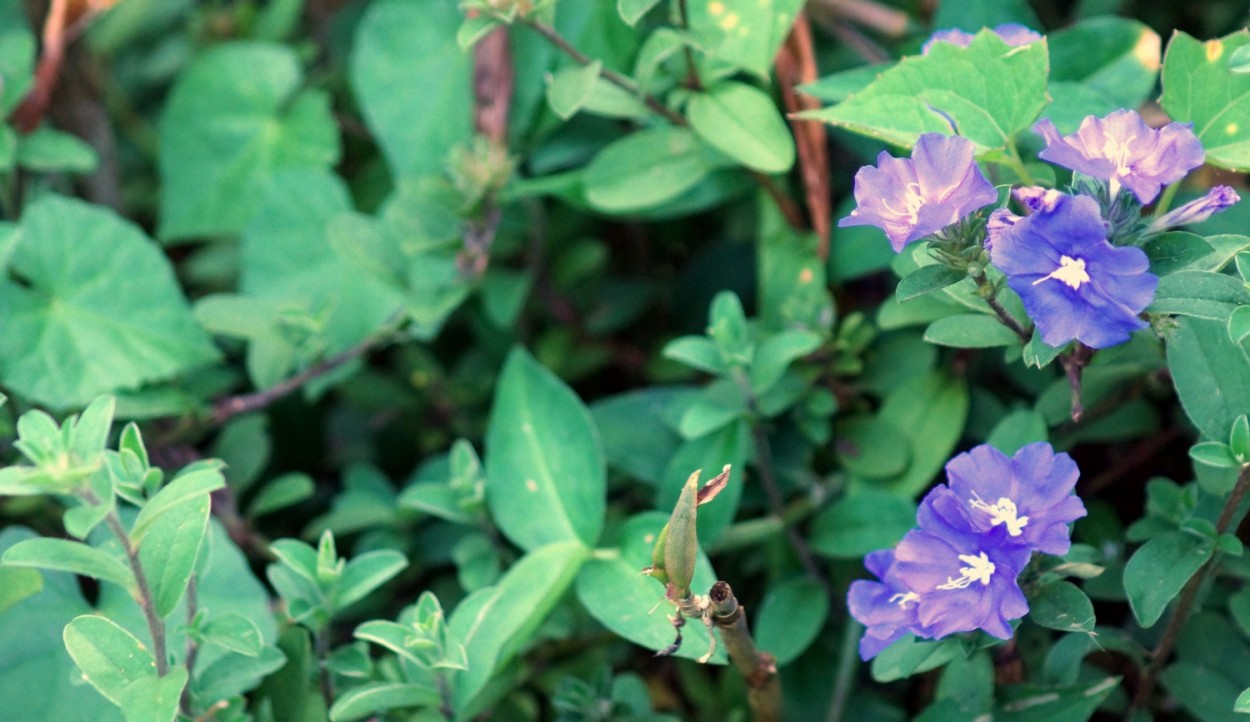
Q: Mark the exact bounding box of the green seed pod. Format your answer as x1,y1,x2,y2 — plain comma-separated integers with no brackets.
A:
663,469,703,599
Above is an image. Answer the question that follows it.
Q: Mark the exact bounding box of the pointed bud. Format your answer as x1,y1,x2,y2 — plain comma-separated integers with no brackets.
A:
654,465,732,599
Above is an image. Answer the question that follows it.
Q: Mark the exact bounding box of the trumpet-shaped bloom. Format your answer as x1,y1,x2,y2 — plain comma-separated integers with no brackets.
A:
894,489,1032,639
988,193,1158,349
847,549,923,660
839,133,997,251
1150,186,1241,231
943,443,1087,555
1034,110,1204,204
922,24,1043,54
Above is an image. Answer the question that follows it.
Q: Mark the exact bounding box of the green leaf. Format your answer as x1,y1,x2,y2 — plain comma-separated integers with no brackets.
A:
799,65,886,104
804,31,1050,154
688,82,796,173
687,0,803,78
62,615,158,707
201,613,265,657
663,336,726,374
546,61,602,120
933,0,1037,29
995,677,1119,722
1168,317,1250,440
1190,441,1241,468
247,472,315,517
449,541,589,714
871,635,962,682
456,14,499,51
753,577,829,666
677,380,746,439
116,668,187,722
657,420,748,544
591,388,686,486
1161,661,1248,722
1028,580,1096,633
485,347,606,551
158,41,339,239
139,494,210,618
1150,270,1250,320
1232,305,1250,344
1048,18,1160,123
0,195,220,409
583,127,719,213
924,313,1022,348
1124,529,1215,627
1236,686,1250,713
130,467,224,546
750,329,821,394
351,0,471,180
634,28,697,92
337,550,408,609
2,538,134,592
867,372,970,496
16,127,98,174
191,646,287,708
0,566,41,615
831,416,910,480
0,1,33,114
575,513,724,663
1233,415,1250,460
897,264,967,302
987,409,1048,455
810,490,916,558
329,682,441,722
1160,30,1250,171
618,0,662,25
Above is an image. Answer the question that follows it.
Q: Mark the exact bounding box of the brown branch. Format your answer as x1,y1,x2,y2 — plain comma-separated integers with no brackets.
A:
1130,464,1250,715
710,581,781,722
212,334,384,425
776,11,830,257
1060,343,1093,422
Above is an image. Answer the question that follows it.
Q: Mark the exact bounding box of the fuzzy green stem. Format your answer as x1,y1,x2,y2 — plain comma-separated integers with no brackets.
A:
103,510,168,676
1129,464,1250,716
710,581,782,722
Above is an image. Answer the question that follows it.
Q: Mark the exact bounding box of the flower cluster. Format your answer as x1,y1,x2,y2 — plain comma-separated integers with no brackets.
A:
848,443,1086,660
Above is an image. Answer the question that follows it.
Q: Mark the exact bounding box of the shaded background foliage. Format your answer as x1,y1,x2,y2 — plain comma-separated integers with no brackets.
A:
2,0,1250,721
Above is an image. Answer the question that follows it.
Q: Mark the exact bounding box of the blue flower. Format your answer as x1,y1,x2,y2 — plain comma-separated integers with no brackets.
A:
943,443,1087,555
839,133,998,251
1150,186,1241,231
1034,109,1204,204
894,489,1032,640
922,24,1043,54
847,549,923,660
988,193,1158,349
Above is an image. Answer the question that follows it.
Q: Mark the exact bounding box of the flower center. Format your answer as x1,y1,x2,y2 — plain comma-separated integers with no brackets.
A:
889,591,920,609
935,552,996,590
1102,136,1134,176
881,182,926,224
1032,255,1090,290
969,491,1029,536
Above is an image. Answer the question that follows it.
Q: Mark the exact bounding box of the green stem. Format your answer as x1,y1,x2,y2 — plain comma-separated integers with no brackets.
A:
825,617,862,722
675,0,703,90
1153,181,1181,216
102,508,168,676
710,581,782,722
1129,464,1250,716
1003,139,1037,187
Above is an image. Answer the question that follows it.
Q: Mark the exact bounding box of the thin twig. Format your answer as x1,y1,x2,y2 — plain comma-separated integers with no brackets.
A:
675,0,703,90
1129,464,1250,716
102,509,168,676
1060,344,1093,422
972,272,1032,343
710,581,782,722
212,334,385,425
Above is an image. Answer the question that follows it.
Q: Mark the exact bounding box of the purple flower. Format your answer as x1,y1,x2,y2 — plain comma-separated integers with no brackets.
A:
839,133,997,251
922,23,1043,54
894,489,1032,640
944,443,1087,555
847,549,924,660
1150,186,1241,231
988,193,1158,349
1034,109,1204,204
1013,186,1063,214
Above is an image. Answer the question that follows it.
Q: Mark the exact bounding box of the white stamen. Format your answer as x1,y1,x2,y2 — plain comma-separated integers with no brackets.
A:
881,182,926,224
1032,255,1090,290
889,591,920,609
935,552,996,590
1102,136,1134,176
969,491,1029,536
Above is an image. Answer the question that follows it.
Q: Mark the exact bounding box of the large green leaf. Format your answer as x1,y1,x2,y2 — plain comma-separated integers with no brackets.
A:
686,0,803,78
2,538,134,592
864,372,969,497
810,490,916,558
239,171,404,363
995,677,1119,722
138,494,210,619
1044,18,1160,132
1167,317,1250,440
1124,530,1214,627
485,347,606,551
805,30,1049,154
63,615,159,708
574,512,725,664
350,0,472,180
448,541,589,715
753,577,829,666
583,127,722,213
0,196,219,409
158,42,339,240
1150,269,1250,321
131,468,224,546
329,682,441,722
1161,30,1250,171
688,82,796,173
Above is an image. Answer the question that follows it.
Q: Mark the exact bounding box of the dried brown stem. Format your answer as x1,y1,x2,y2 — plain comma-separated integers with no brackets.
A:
710,581,781,722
